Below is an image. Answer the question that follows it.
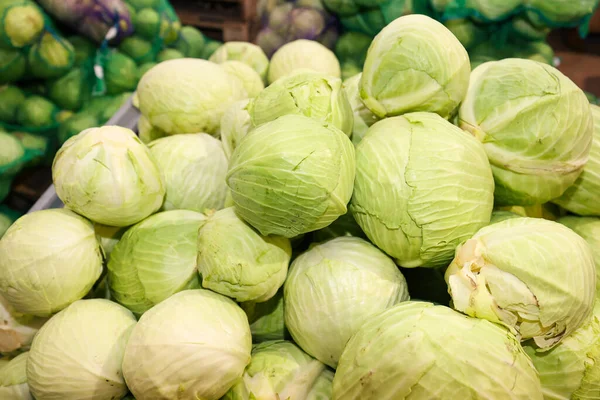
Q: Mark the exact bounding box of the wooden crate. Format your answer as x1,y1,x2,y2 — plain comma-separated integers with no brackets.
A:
174,0,259,41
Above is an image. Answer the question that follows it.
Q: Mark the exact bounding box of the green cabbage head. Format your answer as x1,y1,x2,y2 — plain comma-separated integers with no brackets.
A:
342,73,379,145
221,61,265,98
220,99,252,159
249,71,353,137
148,133,228,213
360,14,470,119
0,352,31,399
459,58,593,206
227,115,355,238
559,216,600,296
210,41,270,83
53,126,165,226
123,289,252,400
284,236,409,368
268,39,341,84
108,210,207,315
0,209,102,317
524,301,600,400
333,301,543,400
137,58,247,135
27,299,136,400
445,217,596,349
351,112,494,268
553,104,600,216
223,340,332,400
197,207,291,303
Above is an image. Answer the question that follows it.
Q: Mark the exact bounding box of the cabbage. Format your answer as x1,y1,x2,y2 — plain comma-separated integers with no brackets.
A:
156,48,184,63
559,216,600,295
108,210,206,315
445,217,596,349
104,52,138,95
553,104,600,216
0,131,24,173
268,39,341,84
137,58,247,135
209,41,270,83
137,113,166,144
0,85,25,123
148,133,228,213
53,126,165,226
0,48,26,84
0,295,47,355
16,95,57,128
459,58,593,206
360,14,470,119
342,73,379,145
351,112,494,268
0,209,103,317
123,289,252,400
93,223,127,262
284,236,409,368
220,99,252,159
223,340,329,400
175,26,205,58
255,28,285,58
221,61,265,98
68,35,95,65
27,299,136,400
227,115,355,238
118,36,154,64
0,3,44,47
57,112,98,144
249,71,353,136
0,352,31,399
28,33,74,79
524,301,600,399
197,207,291,303
333,302,543,399
47,67,91,111
133,8,160,39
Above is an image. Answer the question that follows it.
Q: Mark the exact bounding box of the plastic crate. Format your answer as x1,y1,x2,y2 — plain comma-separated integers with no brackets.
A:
27,97,141,213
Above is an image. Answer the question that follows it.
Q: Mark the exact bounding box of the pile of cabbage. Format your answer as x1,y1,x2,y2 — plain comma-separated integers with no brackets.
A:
2,13,600,400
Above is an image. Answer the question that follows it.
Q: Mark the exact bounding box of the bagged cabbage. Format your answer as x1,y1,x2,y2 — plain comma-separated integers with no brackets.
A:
118,35,156,64
0,0,44,48
0,85,25,123
156,48,183,62
174,26,205,58
0,47,26,84
104,51,139,95
46,67,93,111
36,0,133,43
57,112,98,144
28,32,75,79
16,95,58,129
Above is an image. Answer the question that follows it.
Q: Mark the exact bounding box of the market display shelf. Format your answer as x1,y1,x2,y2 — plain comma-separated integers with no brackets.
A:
27,97,141,214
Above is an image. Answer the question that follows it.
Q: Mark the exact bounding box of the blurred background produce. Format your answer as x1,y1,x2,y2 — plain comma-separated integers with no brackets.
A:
0,2,600,398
